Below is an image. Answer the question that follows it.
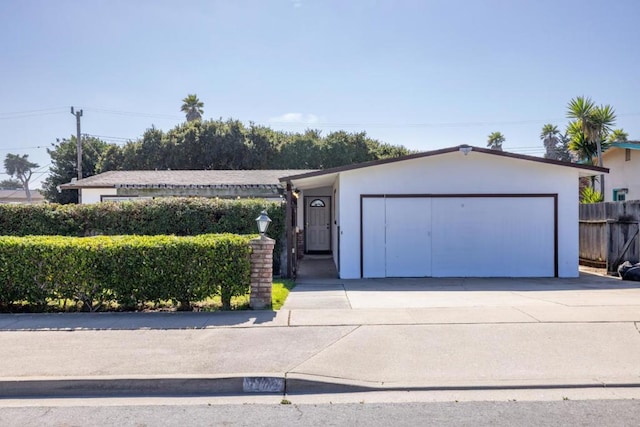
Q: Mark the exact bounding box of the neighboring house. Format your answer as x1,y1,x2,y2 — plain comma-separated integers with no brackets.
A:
0,188,45,204
280,145,606,279
59,170,317,203
603,141,640,202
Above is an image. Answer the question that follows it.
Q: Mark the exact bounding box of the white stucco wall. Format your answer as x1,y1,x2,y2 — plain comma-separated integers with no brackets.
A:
336,150,581,279
81,188,117,204
604,148,640,201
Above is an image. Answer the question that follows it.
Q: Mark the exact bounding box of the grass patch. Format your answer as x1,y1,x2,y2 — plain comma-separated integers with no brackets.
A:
271,279,296,310
4,280,295,313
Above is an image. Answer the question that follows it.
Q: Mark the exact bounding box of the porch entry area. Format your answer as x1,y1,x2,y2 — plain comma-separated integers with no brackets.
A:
305,196,331,253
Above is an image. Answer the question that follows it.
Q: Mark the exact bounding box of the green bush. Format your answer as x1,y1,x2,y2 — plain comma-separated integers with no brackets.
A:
0,234,252,312
0,198,285,273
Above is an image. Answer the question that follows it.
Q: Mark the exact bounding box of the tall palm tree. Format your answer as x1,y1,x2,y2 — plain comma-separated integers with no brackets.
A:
4,153,39,203
566,96,616,194
486,131,505,151
540,124,561,159
181,94,204,122
608,128,628,143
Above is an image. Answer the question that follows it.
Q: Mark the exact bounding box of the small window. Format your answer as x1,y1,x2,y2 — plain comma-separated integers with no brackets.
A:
310,199,325,207
613,189,628,202
626,149,631,161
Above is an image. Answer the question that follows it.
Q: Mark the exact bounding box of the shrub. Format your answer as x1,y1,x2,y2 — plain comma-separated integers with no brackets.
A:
0,234,252,312
0,198,285,273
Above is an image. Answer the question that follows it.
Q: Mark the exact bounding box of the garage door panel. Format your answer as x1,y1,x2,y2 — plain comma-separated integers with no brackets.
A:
386,198,432,277
362,198,386,278
362,196,555,278
431,197,554,277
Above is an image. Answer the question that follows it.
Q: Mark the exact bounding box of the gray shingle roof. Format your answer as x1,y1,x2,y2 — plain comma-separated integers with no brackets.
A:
60,170,318,189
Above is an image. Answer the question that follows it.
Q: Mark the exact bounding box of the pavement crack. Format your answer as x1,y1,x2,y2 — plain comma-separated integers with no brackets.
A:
510,292,570,307
634,322,640,336
293,404,303,420
287,325,361,373
342,284,353,309
512,307,542,322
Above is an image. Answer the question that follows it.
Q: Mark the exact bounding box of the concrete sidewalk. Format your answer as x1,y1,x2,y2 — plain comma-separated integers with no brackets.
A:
0,320,639,397
1,272,640,398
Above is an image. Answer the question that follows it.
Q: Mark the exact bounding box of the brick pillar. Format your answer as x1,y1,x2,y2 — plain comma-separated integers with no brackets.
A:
249,236,275,309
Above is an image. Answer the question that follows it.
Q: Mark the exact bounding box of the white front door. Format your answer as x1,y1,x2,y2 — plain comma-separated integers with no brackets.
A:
306,196,331,252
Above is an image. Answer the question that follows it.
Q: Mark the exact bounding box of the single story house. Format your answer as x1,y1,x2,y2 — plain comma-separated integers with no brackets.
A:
0,188,45,204
603,141,640,202
280,145,607,279
59,169,316,203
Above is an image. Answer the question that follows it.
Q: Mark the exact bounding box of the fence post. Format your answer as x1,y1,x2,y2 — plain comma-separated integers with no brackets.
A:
249,236,275,309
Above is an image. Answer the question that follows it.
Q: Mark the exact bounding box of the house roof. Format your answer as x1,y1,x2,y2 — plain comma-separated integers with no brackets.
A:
606,141,640,151
280,145,609,187
60,169,318,190
0,189,45,204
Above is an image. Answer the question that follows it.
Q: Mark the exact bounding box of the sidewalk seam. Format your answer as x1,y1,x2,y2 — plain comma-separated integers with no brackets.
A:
512,307,542,323
509,292,570,307
286,325,361,374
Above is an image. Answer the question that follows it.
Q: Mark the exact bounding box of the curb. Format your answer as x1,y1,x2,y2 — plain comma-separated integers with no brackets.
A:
2,375,640,399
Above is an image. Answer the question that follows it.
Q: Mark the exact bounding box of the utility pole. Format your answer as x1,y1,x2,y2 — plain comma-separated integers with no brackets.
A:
70,107,83,180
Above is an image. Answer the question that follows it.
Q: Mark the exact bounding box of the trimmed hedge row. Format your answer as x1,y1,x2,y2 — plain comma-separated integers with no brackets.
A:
0,198,285,273
0,234,253,312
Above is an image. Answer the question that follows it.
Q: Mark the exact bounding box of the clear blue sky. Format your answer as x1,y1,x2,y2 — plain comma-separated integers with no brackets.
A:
1,0,639,187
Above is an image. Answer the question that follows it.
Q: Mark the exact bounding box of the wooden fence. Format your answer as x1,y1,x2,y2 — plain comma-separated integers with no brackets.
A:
579,201,640,273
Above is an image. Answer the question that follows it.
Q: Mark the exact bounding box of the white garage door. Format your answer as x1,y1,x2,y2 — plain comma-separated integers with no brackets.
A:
362,196,555,278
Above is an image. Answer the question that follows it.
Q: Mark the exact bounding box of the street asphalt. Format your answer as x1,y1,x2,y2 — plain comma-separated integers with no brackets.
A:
1,272,639,399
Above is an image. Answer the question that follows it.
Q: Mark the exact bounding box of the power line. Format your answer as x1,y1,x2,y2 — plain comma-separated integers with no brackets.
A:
84,133,134,142
0,107,67,117
84,107,182,120
0,146,47,152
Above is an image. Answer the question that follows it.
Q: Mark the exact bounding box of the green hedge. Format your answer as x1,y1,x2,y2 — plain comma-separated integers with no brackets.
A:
0,198,285,273
0,234,252,312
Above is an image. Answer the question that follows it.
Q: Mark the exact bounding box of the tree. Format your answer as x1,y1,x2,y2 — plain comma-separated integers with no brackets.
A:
4,153,39,203
566,96,616,194
181,94,204,122
487,131,505,151
42,136,111,204
0,178,22,189
540,123,571,161
608,129,628,143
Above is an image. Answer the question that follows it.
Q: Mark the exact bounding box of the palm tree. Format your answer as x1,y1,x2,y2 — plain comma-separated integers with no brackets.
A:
566,96,616,194
181,94,204,122
540,124,561,159
4,153,39,203
608,128,628,143
486,131,505,151
567,121,596,163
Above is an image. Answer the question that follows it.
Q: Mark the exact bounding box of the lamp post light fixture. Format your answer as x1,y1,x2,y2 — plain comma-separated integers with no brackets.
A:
256,209,272,238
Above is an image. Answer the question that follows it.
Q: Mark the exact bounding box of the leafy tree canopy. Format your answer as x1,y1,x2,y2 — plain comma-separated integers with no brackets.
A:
4,153,39,202
0,178,22,189
95,119,412,174
42,136,111,204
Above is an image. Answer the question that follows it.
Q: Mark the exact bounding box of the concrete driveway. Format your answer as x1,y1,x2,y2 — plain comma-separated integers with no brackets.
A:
283,272,640,310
